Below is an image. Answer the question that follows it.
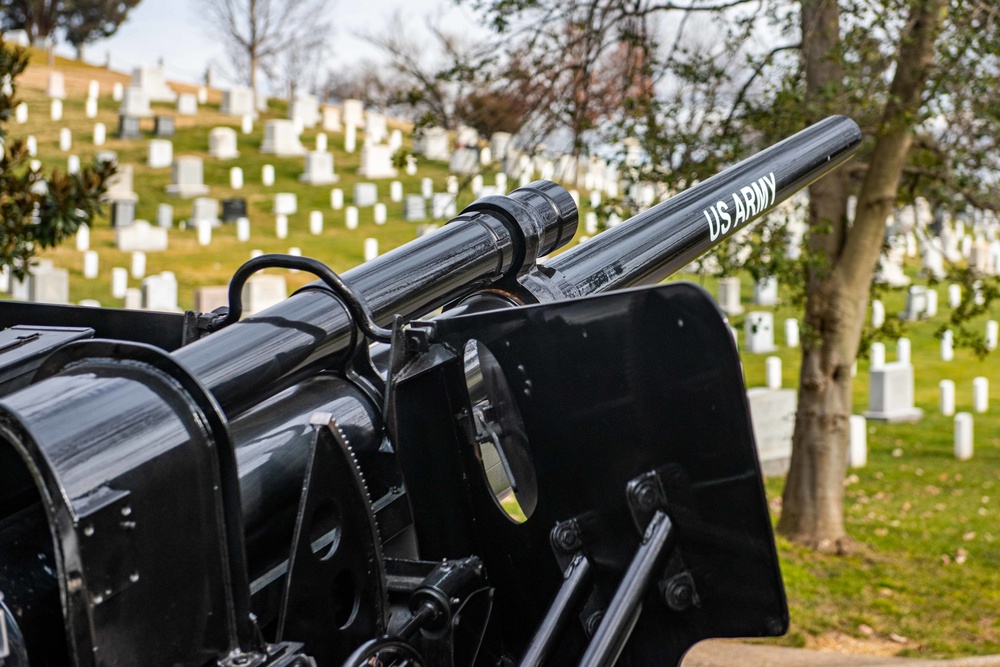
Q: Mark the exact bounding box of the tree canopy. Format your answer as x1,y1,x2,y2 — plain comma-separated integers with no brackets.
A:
0,0,141,47
0,41,113,278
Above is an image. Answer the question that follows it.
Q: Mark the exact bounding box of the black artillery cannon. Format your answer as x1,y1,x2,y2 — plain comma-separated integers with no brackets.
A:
0,116,861,667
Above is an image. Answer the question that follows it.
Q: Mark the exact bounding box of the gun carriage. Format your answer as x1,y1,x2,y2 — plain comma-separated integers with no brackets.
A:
0,116,861,667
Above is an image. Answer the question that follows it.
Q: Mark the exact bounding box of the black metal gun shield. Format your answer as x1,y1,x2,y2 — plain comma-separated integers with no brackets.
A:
390,282,787,666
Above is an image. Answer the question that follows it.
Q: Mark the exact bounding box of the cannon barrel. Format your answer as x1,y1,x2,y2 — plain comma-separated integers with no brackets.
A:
547,114,861,296
174,180,578,416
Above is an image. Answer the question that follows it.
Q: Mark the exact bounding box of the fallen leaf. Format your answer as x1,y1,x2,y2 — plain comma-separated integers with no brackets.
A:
889,633,908,644
859,624,875,636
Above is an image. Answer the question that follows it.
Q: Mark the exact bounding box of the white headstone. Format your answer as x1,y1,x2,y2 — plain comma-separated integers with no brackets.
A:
390,181,403,202
421,178,434,199
717,277,743,315
342,99,365,127
745,312,776,353
904,286,927,320
85,96,97,119
197,218,212,246
76,224,90,251
230,166,244,189
344,123,356,153
374,203,387,225
299,151,338,185
896,337,911,365
354,183,378,207
120,86,151,117
260,120,304,156
241,114,253,135
59,128,71,151
746,387,796,475
124,287,141,309
197,85,208,104
753,277,779,306
871,299,885,329
365,112,387,143
849,415,867,468
25,135,36,156
50,99,62,121
784,318,799,348
112,82,124,102
322,106,342,132
147,139,173,168
345,206,359,230
221,86,255,117
236,217,250,242
14,102,27,124
414,127,450,161
208,127,239,159
141,272,179,312
87,79,99,99
941,329,954,361
111,267,128,299
765,356,782,390
406,156,417,176
954,412,974,461
447,176,458,195
870,342,886,369
157,203,173,228
403,195,426,222
189,197,219,226
177,93,198,115
986,320,998,351
584,212,598,235
67,154,80,174
289,94,320,129
973,377,989,413
93,123,106,146
359,143,397,178
131,251,146,279
83,250,99,279
364,238,379,261
331,188,344,210
865,362,922,422
940,379,956,416
130,65,176,102
948,283,962,308
389,129,402,151
925,289,938,317
275,214,288,239
274,192,297,215
496,173,508,192
472,174,484,196
316,133,327,152
115,220,168,252
309,210,323,235
262,164,275,187
166,156,209,197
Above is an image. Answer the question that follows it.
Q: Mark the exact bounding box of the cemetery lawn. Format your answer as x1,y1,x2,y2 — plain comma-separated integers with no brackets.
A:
13,48,1000,661
734,273,1000,660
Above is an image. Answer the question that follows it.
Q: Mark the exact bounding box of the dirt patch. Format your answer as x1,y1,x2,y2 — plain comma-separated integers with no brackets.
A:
807,632,910,657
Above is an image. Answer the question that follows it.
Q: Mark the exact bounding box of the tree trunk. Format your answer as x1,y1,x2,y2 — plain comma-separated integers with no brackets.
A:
777,0,947,551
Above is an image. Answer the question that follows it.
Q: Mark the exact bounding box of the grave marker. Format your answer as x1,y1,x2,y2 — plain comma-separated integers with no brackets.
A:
784,318,799,348
262,164,275,187
865,362,923,422
115,220,168,252
331,188,344,210
849,415,867,468
131,251,146,279
309,211,323,235
940,379,956,416
111,267,128,299
147,139,173,168
166,157,209,197
177,93,198,115
157,203,173,228
374,203,387,225
765,356,782,389
221,198,247,222
753,276,779,306
242,275,287,315
230,166,244,189
209,127,239,159
59,128,71,151
973,377,989,413
345,207,359,229
274,193,298,215
745,312,777,353
76,225,89,251
83,251,99,279
358,144,397,178
236,217,250,242
299,151,338,185
954,413,974,460
390,181,403,202
870,342,886,369
93,123,105,146
364,238,379,261
50,99,62,121
716,277,743,315
354,183,378,207
403,195,426,221
275,214,288,239
260,120,305,156
154,116,175,137
941,329,954,361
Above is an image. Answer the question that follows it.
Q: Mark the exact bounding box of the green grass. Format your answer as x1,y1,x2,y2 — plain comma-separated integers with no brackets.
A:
14,53,1000,660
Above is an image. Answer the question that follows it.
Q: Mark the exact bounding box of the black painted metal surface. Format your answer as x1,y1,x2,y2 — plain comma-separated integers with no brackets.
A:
393,282,788,665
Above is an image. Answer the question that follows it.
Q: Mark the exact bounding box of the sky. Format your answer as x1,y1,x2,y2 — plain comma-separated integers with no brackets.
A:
70,0,487,91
